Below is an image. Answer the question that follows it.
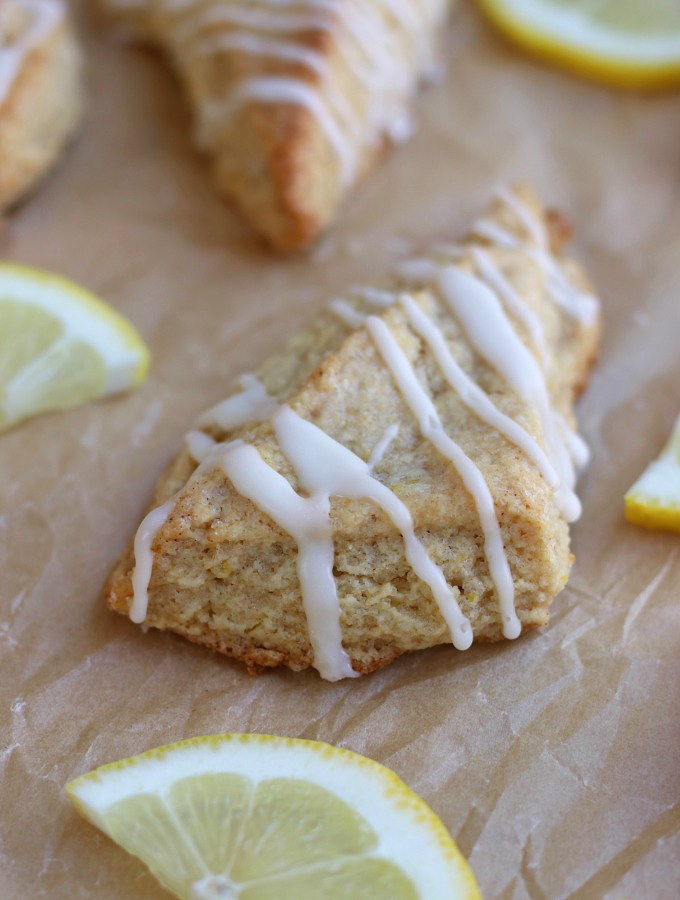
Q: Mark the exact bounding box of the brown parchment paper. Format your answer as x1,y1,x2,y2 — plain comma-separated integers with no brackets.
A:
2,1,680,896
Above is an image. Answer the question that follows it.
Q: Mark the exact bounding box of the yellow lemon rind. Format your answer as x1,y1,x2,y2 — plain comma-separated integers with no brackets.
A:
477,0,680,90
624,495,680,534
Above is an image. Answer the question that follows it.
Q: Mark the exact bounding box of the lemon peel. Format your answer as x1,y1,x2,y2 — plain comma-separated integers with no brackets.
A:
625,413,680,533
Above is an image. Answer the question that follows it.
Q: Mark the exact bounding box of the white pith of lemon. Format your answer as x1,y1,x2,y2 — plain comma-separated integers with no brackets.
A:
0,263,149,430
66,733,481,900
625,413,680,534
477,0,680,89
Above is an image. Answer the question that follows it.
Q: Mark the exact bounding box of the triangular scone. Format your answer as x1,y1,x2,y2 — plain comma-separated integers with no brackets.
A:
99,0,453,250
0,0,84,210
106,185,601,679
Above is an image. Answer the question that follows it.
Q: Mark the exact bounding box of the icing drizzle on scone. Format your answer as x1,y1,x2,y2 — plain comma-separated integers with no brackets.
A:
0,0,64,105
130,188,597,680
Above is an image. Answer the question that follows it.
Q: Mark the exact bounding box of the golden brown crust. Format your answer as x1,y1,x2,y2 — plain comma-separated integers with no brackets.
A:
546,208,573,251
0,2,85,210
104,186,601,678
107,562,549,676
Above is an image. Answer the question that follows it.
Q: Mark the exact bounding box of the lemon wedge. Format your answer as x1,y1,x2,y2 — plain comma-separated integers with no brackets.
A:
0,264,149,431
476,0,680,89
66,733,480,900
625,413,680,533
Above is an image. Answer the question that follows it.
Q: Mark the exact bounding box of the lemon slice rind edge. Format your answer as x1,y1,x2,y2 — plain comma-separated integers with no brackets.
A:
477,0,680,89
66,733,481,899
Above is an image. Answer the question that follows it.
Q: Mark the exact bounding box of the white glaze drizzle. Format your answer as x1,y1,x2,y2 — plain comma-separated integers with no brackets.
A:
398,294,558,488
195,30,327,76
339,1,419,143
476,189,599,325
195,373,278,431
0,0,63,105
365,315,520,640
496,185,546,246
470,245,549,367
350,285,396,307
430,241,466,258
472,219,517,249
395,257,442,283
429,198,593,492
130,433,231,627
329,298,366,328
329,284,399,327
368,423,399,470
532,246,600,326
397,248,550,371
554,411,590,469
185,428,218,462
435,267,581,522
130,499,176,623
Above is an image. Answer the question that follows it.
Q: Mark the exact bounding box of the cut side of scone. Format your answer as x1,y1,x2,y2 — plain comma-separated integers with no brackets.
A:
99,0,454,250
106,185,601,680
0,0,84,210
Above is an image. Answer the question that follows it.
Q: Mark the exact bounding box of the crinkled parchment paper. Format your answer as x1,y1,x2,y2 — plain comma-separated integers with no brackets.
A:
2,1,680,896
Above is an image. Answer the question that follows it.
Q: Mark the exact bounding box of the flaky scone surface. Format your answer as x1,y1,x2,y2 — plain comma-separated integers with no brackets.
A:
106,186,601,677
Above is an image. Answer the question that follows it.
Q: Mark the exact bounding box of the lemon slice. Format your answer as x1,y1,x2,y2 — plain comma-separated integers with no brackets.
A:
476,0,680,89
625,413,680,533
66,733,480,900
0,264,149,431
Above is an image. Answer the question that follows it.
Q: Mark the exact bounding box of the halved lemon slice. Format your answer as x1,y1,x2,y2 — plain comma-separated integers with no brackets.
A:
477,0,680,89
0,264,149,431
625,413,680,533
66,733,480,900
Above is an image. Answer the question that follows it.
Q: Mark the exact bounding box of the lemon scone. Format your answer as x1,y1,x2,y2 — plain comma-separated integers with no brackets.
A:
99,0,454,250
106,185,601,680
0,0,84,210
